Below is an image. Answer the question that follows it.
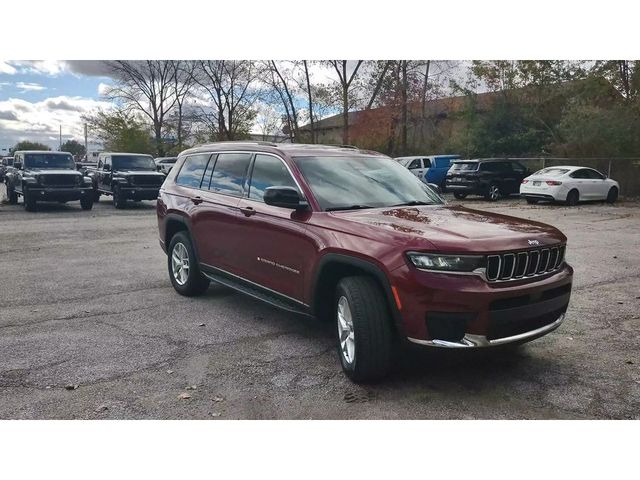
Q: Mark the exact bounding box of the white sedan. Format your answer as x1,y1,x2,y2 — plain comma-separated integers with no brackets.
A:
520,166,619,206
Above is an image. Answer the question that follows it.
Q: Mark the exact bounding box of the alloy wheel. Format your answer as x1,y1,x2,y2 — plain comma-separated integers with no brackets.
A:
171,242,190,286
337,296,355,365
489,185,500,200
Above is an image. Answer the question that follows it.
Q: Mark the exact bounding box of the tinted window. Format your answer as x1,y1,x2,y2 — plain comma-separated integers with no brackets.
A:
175,154,211,188
112,155,155,171
408,159,421,169
248,155,298,201
481,162,509,172
570,169,589,179
293,155,443,211
450,162,478,171
24,153,75,169
511,162,527,173
585,169,605,179
423,158,432,168
209,153,252,195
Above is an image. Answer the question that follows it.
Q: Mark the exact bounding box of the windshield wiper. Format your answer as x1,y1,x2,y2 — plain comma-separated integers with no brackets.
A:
390,200,433,207
326,205,375,212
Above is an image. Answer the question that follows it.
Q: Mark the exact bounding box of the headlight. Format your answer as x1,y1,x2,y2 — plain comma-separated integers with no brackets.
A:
83,176,92,184
407,252,485,272
75,175,83,185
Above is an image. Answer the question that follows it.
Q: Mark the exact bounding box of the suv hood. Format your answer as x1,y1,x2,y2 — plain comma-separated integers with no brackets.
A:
26,169,81,176
114,170,164,176
332,205,566,253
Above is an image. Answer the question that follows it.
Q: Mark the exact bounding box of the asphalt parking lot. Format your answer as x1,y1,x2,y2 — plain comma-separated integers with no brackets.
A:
0,184,639,419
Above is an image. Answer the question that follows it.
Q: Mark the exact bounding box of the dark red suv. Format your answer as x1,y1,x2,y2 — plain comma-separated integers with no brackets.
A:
157,142,573,382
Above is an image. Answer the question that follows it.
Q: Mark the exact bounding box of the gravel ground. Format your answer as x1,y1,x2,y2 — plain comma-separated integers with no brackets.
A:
0,184,639,419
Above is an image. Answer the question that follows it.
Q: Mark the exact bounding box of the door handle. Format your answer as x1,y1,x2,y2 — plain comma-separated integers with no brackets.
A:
191,196,203,205
240,206,256,217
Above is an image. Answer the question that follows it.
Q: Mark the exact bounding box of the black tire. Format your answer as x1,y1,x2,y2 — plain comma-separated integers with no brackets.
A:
565,189,579,206
335,276,392,383
525,198,539,204
167,231,210,296
7,184,18,204
93,189,101,202
606,187,618,204
453,192,467,200
113,185,126,209
23,188,37,212
80,196,94,210
485,183,500,201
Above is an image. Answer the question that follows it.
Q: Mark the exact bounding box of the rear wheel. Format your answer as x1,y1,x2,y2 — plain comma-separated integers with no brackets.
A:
453,192,467,200
606,187,618,204
113,185,126,209
565,189,579,206
93,189,101,202
23,188,36,212
335,276,392,383
485,183,500,201
168,231,210,296
80,196,94,210
525,198,539,204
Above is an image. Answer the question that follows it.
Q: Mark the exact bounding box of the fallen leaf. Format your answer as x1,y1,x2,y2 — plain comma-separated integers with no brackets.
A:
198,323,206,327
65,384,79,390
166,370,174,374
213,395,224,402
185,385,197,390
95,405,109,413
626,360,634,365
210,412,221,417
179,393,192,400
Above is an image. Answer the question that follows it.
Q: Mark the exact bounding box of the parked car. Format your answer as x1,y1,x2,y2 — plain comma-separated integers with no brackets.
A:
446,158,530,201
395,155,460,188
154,157,178,175
0,156,14,182
157,142,572,382
520,166,619,206
86,152,165,208
5,151,94,211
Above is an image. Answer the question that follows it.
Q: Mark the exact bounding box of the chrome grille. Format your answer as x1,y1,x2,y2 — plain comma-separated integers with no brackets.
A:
486,245,565,282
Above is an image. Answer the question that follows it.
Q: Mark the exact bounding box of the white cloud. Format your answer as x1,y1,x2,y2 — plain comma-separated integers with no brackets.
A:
0,62,17,75
0,96,113,150
97,82,111,95
16,82,46,92
10,60,66,76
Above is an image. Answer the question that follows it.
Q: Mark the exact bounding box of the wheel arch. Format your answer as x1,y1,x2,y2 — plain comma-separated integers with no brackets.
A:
164,213,198,257
310,253,405,337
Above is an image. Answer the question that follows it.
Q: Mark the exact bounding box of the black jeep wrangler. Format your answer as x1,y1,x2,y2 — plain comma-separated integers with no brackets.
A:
5,151,94,211
87,153,165,208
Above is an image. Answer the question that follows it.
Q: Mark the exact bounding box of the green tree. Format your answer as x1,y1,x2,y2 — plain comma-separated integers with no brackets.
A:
83,109,154,155
60,139,86,157
12,141,51,153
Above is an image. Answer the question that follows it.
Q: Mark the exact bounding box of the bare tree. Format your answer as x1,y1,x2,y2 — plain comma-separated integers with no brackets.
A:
171,60,197,150
192,60,260,140
104,61,181,156
328,60,364,145
265,61,300,141
302,61,315,143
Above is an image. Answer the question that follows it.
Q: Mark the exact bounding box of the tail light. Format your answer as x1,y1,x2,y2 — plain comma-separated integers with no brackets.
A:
521,179,529,184
546,180,562,186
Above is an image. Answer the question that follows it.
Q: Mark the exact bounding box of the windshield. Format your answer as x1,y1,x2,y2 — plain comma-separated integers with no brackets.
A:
534,168,569,176
450,162,478,172
293,155,444,211
24,153,74,169
112,155,156,170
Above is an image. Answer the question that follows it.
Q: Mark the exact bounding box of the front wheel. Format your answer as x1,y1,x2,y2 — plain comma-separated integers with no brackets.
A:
565,189,579,206
113,185,126,209
167,231,210,296
80,196,94,210
525,197,539,204
7,184,18,204
335,276,392,383
453,192,467,200
606,187,618,204
23,188,37,212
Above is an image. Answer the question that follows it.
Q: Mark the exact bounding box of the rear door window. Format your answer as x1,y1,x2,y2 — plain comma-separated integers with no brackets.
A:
208,153,252,195
423,158,432,168
175,154,211,188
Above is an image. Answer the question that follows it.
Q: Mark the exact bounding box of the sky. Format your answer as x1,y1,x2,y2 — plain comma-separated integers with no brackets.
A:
0,61,117,153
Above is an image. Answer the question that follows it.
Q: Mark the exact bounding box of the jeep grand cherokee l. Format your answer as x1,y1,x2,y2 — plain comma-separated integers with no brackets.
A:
5,151,94,211
157,142,573,382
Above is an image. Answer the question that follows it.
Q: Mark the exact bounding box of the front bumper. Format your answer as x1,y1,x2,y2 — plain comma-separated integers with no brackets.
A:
119,186,161,200
25,186,92,201
393,263,573,348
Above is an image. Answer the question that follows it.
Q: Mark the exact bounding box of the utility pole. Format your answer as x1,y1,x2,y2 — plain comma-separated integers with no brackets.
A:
84,123,88,159
59,125,62,151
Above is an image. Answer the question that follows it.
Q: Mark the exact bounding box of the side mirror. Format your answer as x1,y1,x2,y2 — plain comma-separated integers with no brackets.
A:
427,182,442,194
264,186,308,210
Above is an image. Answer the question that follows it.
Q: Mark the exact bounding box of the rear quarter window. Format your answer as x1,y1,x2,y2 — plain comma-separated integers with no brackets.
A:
175,154,211,188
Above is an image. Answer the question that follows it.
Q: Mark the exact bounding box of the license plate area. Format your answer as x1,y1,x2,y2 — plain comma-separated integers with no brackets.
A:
533,181,541,186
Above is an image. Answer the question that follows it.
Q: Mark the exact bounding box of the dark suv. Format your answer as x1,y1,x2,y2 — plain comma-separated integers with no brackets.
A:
446,159,530,201
157,142,572,382
5,151,94,211
87,152,165,208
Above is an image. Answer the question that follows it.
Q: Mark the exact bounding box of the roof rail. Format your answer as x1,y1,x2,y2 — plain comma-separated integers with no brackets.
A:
327,144,359,149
